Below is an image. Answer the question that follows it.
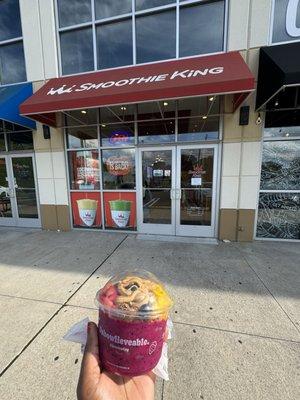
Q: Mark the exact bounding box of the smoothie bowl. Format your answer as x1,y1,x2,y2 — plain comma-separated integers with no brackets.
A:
95,270,172,376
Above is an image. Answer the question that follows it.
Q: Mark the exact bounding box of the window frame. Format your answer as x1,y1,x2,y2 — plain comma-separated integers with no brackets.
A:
0,0,27,86
55,0,228,77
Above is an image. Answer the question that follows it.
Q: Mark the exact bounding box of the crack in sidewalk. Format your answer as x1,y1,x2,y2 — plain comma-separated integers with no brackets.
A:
0,235,128,378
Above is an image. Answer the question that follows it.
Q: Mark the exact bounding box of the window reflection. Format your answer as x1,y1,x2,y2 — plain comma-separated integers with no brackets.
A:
138,101,175,120
67,127,98,149
178,97,220,118
57,0,91,28
180,1,225,57
0,0,22,41
100,105,135,124
65,109,98,127
136,10,176,63
97,19,133,69
178,117,219,142
136,0,174,11
138,120,175,144
68,150,100,190
0,42,26,84
95,0,132,19
0,133,5,151
60,28,94,75
7,131,33,151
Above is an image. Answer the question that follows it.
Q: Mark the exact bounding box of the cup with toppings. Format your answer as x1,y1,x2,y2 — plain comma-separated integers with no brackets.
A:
95,270,172,376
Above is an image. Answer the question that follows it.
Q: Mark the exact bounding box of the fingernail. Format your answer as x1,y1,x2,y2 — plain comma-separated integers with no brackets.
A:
87,322,92,332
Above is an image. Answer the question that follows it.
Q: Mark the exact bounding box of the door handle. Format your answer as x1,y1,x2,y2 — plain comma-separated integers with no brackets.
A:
170,189,181,200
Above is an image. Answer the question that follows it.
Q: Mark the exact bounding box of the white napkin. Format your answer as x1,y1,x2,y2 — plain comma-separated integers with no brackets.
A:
63,317,173,380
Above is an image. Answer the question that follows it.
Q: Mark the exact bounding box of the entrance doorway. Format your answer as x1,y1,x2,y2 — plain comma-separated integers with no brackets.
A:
137,144,218,237
0,154,40,227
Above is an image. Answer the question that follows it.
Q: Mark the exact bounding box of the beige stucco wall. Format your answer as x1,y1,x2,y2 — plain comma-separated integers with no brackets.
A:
19,0,58,82
32,82,70,231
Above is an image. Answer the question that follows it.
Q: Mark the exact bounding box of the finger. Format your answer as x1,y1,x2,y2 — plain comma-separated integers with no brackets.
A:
77,322,101,399
163,328,168,342
81,322,101,374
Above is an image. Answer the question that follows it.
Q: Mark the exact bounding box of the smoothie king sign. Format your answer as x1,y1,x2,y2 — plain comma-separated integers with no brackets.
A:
46,67,225,97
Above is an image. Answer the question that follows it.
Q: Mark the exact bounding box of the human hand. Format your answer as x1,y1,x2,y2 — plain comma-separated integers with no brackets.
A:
77,322,156,400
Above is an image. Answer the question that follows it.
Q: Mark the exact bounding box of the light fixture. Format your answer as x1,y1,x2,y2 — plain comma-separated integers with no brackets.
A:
202,116,208,120
209,96,214,102
163,101,168,106
285,133,290,137
81,110,87,114
101,124,106,128
275,100,279,107
121,106,127,111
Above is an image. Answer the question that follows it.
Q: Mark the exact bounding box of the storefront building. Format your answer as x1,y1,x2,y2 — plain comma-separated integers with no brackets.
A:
0,0,299,241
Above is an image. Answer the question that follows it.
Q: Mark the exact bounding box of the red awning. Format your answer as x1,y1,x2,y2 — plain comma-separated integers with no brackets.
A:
20,52,255,127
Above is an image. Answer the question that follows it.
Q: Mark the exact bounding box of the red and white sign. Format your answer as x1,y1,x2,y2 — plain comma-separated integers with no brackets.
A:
106,156,132,176
20,52,255,126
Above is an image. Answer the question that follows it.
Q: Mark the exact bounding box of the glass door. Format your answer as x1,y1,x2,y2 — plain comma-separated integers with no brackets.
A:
175,144,218,237
137,147,176,235
0,154,41,228
0,156,15,226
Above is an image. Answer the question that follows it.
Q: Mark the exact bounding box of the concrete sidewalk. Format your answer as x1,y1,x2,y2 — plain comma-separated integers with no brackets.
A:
0,228,299,399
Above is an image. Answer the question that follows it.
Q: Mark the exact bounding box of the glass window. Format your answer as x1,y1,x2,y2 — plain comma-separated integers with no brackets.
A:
60,28,94,75
136,10,176,63
0,0,22,41
97,19,133,69
180,1,225,57
57,0,92,28
178,97,220,118
180,148,214,226
66,126,98,149
68,150,100,190
7,131,33,151
260,141,300,191
100,123,135,147
138,101,175,120
0,133,5,151
142,149,172,224
136,0,174,11
65,109,98,127
138,119,175,144
95,0,132,19
265,110,300,128
102,149,135,190
100,104,135,124
0,41,26,84
178,116,219,142
272,0,300,43
264,126,300,138
257,193,300,240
